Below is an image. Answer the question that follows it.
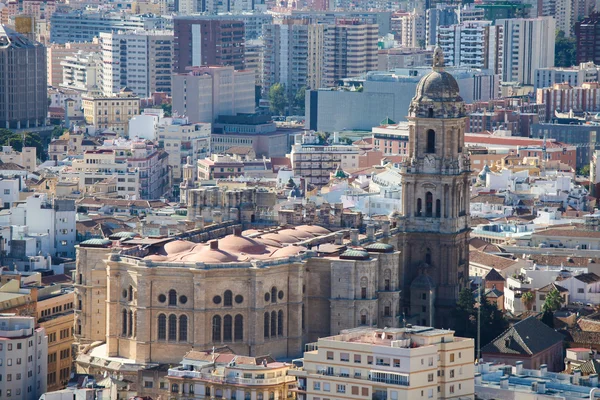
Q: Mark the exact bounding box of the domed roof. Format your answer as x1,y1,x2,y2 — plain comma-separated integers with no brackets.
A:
410,273,435,290
408,46,465,119
364,243,395,253
183,246,240,263
163,240,195,254
278,228,313,240
218,234,270,255
340,249,370,260
295,225,331,235
270,245,307,258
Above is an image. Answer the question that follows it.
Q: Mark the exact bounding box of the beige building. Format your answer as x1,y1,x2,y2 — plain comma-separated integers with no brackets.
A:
82,88,140,135
289,131,361,186
47,40,101,88
167,351,297,400
0,145,36,171
292,326,475,400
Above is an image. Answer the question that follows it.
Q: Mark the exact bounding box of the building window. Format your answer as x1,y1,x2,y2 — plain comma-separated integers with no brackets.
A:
264,312,269,338
223,315,233,342
426,192,433,217
212,315,221,342
122,309,127,336
179,315,188,342
278,311,284,336
436,199,441,218
426,130,436,153
271,311,277,337
271,287,277,303
234,314,243,341
168,314,177,341
417,198,422,216
168,289,177,306
157,314,166,340
224,290,233,307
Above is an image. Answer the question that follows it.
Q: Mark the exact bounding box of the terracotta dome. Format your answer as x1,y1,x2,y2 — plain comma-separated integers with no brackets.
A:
163,240,195,254
278,228,313,240
295,225,331,235
260,233,297,244
144,254,169,261
218,234,270,255
179,246,240,263
270,245,307,258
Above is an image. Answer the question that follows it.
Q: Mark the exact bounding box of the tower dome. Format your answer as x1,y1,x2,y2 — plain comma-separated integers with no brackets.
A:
408,46,465,119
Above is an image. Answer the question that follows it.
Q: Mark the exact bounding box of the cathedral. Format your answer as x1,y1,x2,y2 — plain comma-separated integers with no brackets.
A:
73,48,471,389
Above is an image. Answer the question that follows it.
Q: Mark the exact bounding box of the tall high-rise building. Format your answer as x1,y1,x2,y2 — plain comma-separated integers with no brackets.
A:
322,21,378,87
576,13,600,65
100,30,173,97
174,18,245,73
398,10,426,48
46,41,101,87
438,21,494,69
0,314,48,400
398,47,471,326
497,17,555,85
172,66,255,123
425,4,458,46
0,25,47,130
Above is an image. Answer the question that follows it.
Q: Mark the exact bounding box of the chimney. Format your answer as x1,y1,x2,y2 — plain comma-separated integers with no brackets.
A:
590,374,598,386
382,220,391,237
573,369,581,385
195,216,204,230
233,226,242,236
515,361,523,375
474,373,482,385
366,224,375,241
350,229,359,246
335,232,344,245
210,240,219,250
540,364,547,377
213,210,222,224
536,380,546,394
500,376,509,389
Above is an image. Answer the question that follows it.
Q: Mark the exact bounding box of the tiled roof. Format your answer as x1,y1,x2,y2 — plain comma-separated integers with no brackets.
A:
470,249,517,271
485,268,505,282
576,359,600,375
537,282,569,293
482,316,564,356
575,273,600,284
470,195,505,205
0,162,25,170
534,226,600,238
527,254,600,268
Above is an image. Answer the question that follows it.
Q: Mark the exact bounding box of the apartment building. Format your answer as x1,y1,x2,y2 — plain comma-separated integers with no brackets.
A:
535,62,600,90
289,131,361,186
60,51,102,93
126,142,169,199
576,13,600,65
0,314,48,400
537,82,600,116
173,18,245,73
245,39,264,89
425,4,458,46
496,17,556,85
82,88,140,135
197,154,244,180
291,326,475,400
0,146,37,172
37,287,75,392
172,66,255,123
398,11,425,49
46,41,101,87
438,21,495,69
322,21,378,87
100,30,173,97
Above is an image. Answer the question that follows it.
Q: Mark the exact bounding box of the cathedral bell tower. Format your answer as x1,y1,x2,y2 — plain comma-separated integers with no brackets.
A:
397,47,471,328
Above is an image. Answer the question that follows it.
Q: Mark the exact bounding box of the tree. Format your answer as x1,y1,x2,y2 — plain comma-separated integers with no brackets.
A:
52,125,67,139
294,86,306,114
555,30,577,68
269,83,287,116
521,291,534,311
579,164,590,177
0,129,47,162
478,291,509,346
543,288,563,313
160,103,172,117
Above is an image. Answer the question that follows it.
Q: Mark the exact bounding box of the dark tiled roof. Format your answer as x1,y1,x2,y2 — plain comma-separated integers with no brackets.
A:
470,249,517,271
0,162,25,170
538,282,568,293
485,268,505,282
485,287,504,298
470,195,505,205
576,359,600,375
575,273,600,284
482,316,564,356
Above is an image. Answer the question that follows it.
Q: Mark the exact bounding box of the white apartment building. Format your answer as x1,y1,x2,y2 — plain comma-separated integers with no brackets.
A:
438,21,494,69
535,62,600,90
0,314,48,400
289,131,361,186
496,17,556,85
157,118,211,182
291,326,475,400
172,66,255,123
100,30,173,97
46,40,101,87
0,145,37,172
60,51,102,93
60,149,140,199
399,11,426,49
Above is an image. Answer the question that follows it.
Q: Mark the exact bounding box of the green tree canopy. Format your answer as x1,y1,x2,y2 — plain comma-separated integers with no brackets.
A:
543,288,563,313
0,129,47,161
521,291,534,311
555,30,577,68
294,86,306,114
269,83,287,116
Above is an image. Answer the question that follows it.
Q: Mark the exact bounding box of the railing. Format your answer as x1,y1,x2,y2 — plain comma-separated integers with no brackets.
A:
168,369,295,386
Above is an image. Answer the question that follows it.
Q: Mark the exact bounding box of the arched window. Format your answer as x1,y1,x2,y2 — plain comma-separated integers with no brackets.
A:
271,311,277,337
179,315,188,342
168,289,177,306
269,392,275,400
234,315,243,341
425,248,432,265
426,129,436,154
360,310,367,325
264,312,269,338
158,314,166,340
425,192,433,217
128,310,133,337
360,277,368,299
212,315,221,342
277,311,284,336
436,199,441,218
271,287,277,303
224,290,233,307
122,309,127,336
384,301,391,317
417,198,422,216
128,285,133,301
168,314,177,341
428,107,434,118
223,315,233,342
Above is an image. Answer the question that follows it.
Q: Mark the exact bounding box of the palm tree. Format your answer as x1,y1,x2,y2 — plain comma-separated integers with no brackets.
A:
521,291,534,311
543,288,563,313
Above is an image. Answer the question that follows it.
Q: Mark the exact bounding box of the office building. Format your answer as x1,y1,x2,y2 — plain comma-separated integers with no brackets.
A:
60,51,102,93
0,314,48,400
0,25,47,130
170,13,271,40
496,17,556,85
535,62,600,90
576,13,600,65
100,30,173,97
290,10,392,35
322,21,378,87
173,18,245,73
438,21,495,69
378,48,433,70
172,66,255,123
49,11,169,44
82,88,141,135
46,41,101,87
292,326,475,400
